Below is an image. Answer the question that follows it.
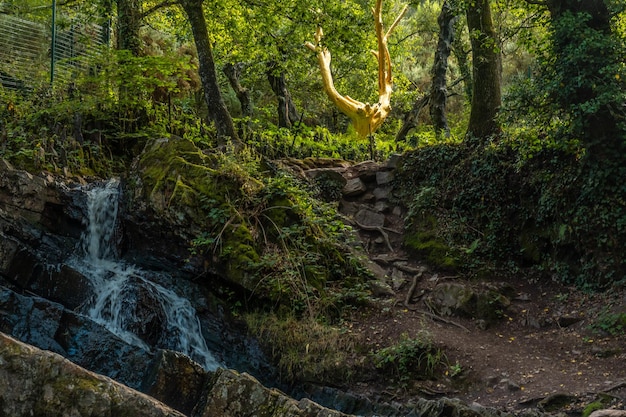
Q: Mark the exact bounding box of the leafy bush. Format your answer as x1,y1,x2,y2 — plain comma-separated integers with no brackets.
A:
373,332,445,384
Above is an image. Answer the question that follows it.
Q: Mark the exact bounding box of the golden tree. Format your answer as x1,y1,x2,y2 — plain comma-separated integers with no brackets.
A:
306,0,407,137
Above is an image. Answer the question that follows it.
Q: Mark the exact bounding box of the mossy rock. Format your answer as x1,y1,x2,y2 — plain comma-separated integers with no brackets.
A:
134,136,263,290
404,215,459,269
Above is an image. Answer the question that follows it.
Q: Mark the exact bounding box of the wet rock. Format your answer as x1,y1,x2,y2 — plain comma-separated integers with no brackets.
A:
142,349,208,415
30,264,93,311
0,235,18,271
0,332,185,417
54,310,154,390
0,287,65,354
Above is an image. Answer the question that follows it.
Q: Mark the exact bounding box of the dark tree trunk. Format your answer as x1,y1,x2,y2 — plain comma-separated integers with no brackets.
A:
546,0,622,161
395,95,429,142
452,16,472,102
223,63,252,118
117,0,141,55
267,61,300,129
429,0,458,139
465,0,501,143
223,62,252,138
180,0,240,146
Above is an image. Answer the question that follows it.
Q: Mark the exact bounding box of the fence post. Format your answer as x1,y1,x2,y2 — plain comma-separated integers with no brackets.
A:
50,0,57,85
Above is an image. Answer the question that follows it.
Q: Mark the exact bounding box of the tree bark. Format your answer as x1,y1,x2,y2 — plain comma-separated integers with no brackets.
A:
223,62,252,119
395,94,429,142
545,0,621,160
429,0,458,139
117,0,141,55
267,61,300,128
180,0,240,146
305,0,408,137
465,0,501,143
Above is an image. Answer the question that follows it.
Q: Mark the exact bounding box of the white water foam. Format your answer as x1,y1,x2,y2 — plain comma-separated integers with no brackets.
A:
71,179,219,370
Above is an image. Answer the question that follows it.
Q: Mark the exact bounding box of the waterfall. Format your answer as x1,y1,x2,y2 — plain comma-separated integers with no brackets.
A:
71,179,220,371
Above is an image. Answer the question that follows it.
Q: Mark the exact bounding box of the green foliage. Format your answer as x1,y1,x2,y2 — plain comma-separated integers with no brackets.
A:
503,7,626,157
397,137,626,287
136,137,371,319
591,308,626,336
246,124,408,162
373,332,445,384
245,312,362,384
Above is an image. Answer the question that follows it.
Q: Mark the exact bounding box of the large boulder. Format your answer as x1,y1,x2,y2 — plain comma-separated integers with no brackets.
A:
196,368,351,417
0,332,186,417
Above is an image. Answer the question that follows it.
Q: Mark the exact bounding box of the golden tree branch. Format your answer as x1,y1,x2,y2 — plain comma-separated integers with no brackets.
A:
305,0,407,137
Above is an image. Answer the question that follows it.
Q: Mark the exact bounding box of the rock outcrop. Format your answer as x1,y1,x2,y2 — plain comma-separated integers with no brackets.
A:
0,332,186,417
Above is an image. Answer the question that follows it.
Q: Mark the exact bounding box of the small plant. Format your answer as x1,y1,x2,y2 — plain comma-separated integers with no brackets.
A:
245,312,361,384
590,308,626,336
373,332,446,385
447,360,463,378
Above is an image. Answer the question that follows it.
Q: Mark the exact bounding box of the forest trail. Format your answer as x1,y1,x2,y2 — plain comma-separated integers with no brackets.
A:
299,157,626,413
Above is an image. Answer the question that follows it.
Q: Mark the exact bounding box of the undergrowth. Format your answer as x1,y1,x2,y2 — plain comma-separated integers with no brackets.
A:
396,137,626,288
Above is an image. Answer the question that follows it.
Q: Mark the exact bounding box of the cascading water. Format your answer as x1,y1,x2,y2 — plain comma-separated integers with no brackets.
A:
71,179,220,371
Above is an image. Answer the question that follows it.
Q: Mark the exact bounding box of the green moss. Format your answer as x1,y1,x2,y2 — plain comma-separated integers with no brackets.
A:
405,216,459,269
221,222,261,290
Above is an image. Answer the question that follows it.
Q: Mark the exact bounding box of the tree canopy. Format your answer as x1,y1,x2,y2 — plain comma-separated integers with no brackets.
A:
1,0,625,287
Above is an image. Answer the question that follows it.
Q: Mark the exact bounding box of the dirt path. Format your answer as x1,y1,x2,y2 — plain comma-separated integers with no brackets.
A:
347,262,626,412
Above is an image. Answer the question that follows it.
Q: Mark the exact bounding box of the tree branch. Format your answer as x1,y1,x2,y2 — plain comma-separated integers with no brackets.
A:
140,0,180,19
305,0,407,137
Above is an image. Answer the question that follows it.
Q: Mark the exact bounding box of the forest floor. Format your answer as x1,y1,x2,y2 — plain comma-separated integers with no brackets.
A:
346,251,626,413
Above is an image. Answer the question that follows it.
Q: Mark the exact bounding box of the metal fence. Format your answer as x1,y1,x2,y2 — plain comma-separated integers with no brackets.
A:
0,6,107,90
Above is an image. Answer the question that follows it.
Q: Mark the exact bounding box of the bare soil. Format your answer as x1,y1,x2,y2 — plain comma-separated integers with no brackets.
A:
347,254,626,413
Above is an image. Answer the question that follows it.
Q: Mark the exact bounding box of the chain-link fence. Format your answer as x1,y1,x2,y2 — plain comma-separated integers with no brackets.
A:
0,4,108,90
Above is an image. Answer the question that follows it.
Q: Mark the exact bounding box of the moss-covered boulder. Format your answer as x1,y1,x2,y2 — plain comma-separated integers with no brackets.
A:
128,136,369,314
128,136,262,290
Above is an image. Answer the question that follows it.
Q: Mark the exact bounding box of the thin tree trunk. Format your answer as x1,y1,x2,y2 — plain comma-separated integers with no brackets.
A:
465,0,501,143
429,0,458,139
452,15,472,102
267,61,300,129
223,63,252,118
223,62,252,138
180,0,240,146
117,0,141,55
395,94,430,142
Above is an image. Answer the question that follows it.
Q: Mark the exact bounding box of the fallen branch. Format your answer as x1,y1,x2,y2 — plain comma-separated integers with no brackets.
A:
353,220,400,252
403,266,426,308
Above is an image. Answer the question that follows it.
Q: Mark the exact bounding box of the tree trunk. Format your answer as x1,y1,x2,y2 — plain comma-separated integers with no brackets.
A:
223,62,252,137
546,0,622,161
180,0,240,146
465,0,501,143
395,94,429,142
117,0,141,55
267,61,300,129
223,62,252,118
429,0,458,139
